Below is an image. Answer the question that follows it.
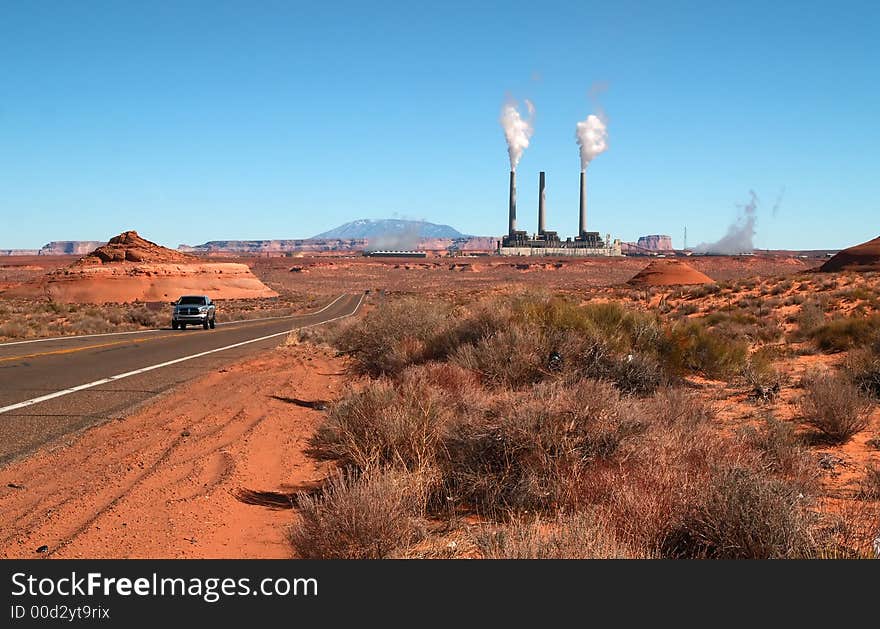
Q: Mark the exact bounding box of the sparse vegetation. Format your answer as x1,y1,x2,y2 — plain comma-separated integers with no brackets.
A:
288,469,428,559
290,272,880,559
799,372,873,443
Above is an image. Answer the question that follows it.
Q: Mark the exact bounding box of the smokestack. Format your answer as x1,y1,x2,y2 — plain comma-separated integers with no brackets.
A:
578,170,587,236
508,170,517,236
538,171,546,235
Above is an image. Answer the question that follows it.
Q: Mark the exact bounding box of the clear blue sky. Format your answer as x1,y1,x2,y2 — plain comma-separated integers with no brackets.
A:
1,0,878,249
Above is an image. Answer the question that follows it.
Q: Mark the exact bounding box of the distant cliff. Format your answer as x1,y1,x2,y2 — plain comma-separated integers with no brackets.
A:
636,235,674,251
178,239,368,254
40,241,106,255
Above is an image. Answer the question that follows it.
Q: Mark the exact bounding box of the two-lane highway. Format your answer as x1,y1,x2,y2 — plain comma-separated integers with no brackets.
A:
0,293,362,465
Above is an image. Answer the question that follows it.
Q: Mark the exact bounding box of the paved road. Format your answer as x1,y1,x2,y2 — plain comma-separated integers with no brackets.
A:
0,293,362,465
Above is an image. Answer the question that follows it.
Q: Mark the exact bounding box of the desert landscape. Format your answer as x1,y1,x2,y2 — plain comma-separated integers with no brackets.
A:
1,233,878,559
2,3,877,570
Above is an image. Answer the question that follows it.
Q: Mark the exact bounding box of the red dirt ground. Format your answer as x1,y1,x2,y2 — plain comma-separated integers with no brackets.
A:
0,343,343,558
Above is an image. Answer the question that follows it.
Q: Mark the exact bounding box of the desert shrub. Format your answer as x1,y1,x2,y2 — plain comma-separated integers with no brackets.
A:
676,302,699,316
663,321,749,379
809,314,880,352
440,380,645,513
796,302,826,337
425,305,509,360
126,306,162,328
580,421,734,553
449,325,552,389
333,298,450,376
70,315,115,334
770,280,793,296
0,320,28,339
476,512,644,559
289,469,427,559
310,378,449,472
798,372,873,443
643,387,713,428
742,350,782,402
660,466,814,559
859,466,880,500
738,416,817,492
844,346,880,399
603,352,667,395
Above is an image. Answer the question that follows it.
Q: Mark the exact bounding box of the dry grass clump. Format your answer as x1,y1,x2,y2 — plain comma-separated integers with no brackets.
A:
643,386,713,428
659,466,815,559
476,511,646,559
738,416,818,492
440,380,645,514
798,372,873,444
333,297,450,377
288,469,428,559
309,377,450,472
664,320,749,379
844,344,880,399
809,313,880,352
858,466,880,500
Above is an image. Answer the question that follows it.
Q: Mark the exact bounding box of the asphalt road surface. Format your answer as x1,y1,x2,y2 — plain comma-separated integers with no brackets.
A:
0,293,362,466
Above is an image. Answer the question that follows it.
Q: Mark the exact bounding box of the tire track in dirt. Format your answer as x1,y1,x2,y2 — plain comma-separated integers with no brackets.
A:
0,343,345,558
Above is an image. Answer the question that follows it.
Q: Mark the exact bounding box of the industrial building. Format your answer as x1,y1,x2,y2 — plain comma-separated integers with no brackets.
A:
498,170,621,257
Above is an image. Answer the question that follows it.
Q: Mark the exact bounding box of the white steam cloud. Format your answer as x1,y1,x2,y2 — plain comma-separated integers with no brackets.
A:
500,99,534,171
575,114,608,171
695,191,759,255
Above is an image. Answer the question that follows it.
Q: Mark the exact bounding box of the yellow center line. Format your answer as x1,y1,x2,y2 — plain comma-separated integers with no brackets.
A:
0,315,312,364
0,334,182,363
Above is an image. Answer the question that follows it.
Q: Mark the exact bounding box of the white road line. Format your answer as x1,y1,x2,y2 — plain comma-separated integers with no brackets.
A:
0,294,347,347
0,293,362,416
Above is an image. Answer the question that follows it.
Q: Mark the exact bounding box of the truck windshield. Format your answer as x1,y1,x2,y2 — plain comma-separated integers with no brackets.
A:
178,297,206,305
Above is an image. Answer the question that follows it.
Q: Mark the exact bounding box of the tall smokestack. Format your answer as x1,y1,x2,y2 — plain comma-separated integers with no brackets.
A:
508,170,517,236
538,171,546,235
579,170,587,236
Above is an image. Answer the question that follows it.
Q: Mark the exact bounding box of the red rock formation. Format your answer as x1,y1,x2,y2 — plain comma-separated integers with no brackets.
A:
820,235,880,272
627,259,714,286
636,235,674,251
77,231,194,265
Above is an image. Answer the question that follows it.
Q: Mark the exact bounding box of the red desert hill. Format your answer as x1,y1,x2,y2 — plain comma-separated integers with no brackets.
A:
820,235,880,272
627,259,715,287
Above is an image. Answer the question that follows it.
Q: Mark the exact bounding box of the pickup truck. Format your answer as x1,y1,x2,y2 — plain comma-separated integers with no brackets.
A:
171,295,216,330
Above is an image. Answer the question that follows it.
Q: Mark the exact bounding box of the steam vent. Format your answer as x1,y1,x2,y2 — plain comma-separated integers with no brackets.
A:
498,170,621,257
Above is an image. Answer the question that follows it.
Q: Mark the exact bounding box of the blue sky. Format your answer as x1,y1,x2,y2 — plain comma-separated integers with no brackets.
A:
1,0,878,249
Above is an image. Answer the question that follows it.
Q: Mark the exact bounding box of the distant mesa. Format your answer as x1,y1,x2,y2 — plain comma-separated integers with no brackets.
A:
627,259,714,287
820,235,880,272
637,235,673,251
7,230,277,303
0,240,105,257
621,234,673,255
179,238,366,255
40,240,106,256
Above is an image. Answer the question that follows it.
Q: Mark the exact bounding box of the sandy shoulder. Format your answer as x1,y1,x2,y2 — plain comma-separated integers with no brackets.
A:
0,342,343,559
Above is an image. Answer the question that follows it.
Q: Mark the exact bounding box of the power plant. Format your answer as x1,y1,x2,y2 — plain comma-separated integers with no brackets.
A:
498,170,621,256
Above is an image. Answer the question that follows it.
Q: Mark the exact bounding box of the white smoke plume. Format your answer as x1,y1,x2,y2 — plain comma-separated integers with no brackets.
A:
575,114,608,171
500,99,534,171
695,191,759,255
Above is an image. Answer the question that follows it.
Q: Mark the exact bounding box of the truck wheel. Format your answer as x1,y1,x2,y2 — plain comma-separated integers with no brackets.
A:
203,319,209,330
209,317,216,329
172,321,178,330
180,323,187,330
